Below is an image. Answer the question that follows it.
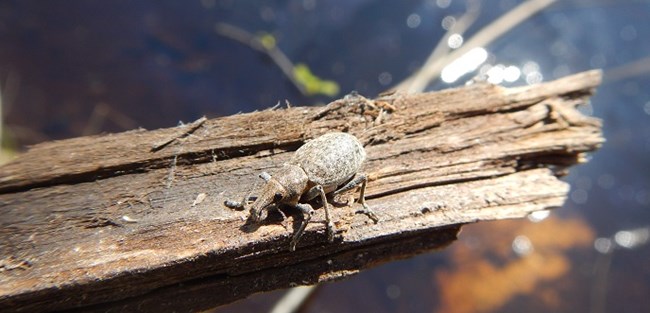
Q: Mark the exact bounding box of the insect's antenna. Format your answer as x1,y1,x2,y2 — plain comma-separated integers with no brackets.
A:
224,175,263,210
243,184,256,208
259,172,272,182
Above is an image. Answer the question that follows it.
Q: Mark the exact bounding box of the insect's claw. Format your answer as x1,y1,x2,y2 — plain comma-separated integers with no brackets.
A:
355,203,380,223
326,220,335,242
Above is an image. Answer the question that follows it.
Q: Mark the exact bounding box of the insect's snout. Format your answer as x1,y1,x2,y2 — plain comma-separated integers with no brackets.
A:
249,207,268,223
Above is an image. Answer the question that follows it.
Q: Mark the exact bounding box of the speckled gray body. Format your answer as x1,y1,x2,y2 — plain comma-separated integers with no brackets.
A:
224,132,378,251
291,132,366,195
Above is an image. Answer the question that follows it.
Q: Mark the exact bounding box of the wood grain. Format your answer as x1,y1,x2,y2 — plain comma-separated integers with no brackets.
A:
0,70,604,312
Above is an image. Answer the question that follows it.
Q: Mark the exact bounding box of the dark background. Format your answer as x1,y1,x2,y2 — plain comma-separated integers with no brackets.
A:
1,1,648,312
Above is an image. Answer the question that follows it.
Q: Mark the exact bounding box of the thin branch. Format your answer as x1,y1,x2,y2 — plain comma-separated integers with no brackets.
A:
82,102,139,136
603,55,650,83
393,0,558,93
214,23,307,95
269,285,317,313
392,1,480,92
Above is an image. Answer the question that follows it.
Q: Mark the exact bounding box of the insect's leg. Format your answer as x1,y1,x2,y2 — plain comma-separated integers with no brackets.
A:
290,203,314,251
355,176,379,223
315,185,336,242
276,205,288,220
332,173,368,196
333,173,379,223
275,205,290,230
302,185,321,202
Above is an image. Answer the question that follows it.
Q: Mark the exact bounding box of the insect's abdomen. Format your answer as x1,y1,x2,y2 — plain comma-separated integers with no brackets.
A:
290,132,366,188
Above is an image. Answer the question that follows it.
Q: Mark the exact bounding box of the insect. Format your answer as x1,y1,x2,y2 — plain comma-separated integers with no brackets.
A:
224,132,379,250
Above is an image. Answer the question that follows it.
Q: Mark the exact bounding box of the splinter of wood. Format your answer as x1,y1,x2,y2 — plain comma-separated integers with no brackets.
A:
150,116,207,152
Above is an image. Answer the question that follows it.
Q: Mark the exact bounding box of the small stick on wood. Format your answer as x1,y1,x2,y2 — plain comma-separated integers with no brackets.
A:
150,116,207,152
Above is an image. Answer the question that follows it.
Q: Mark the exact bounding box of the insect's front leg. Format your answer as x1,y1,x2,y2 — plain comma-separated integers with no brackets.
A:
315,185,336,242
290,203,315,251
304,184,336,242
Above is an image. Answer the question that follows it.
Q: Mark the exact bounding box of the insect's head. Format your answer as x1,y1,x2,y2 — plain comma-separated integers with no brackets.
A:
249,179,289,223
248,165,308,223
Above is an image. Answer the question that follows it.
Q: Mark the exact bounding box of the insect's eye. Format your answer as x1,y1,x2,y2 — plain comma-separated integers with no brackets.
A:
273,192,283,201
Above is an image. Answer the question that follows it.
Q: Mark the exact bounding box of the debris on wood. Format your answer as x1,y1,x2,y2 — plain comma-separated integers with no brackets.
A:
0,70,604,312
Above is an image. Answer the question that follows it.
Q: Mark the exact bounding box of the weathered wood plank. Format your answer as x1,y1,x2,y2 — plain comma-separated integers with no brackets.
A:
0,70,603,312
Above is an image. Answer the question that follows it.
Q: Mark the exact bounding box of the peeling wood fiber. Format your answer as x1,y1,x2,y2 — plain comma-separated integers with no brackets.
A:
0,70,604,312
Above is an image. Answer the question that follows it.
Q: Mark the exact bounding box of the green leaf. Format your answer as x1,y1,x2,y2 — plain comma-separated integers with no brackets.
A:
293,63,340,97
257,33,276,50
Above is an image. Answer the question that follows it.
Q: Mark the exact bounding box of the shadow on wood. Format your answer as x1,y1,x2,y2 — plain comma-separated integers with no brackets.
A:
0,70,604,312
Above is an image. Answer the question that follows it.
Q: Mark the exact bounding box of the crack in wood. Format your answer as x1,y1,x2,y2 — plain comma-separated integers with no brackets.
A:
0,70,604,312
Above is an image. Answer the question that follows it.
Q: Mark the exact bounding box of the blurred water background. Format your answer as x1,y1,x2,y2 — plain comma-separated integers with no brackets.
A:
1,1,648,312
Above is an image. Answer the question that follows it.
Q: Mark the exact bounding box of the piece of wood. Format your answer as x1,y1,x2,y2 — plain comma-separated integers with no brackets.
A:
0,70,604,312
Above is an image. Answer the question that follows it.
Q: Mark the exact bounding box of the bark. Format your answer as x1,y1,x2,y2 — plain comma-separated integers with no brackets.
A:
0,70,604,312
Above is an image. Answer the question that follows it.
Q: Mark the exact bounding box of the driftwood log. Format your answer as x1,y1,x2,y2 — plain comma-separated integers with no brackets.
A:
0,70,603,312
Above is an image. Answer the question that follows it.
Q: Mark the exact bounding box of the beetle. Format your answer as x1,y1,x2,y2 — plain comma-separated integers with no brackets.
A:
225,132,379,250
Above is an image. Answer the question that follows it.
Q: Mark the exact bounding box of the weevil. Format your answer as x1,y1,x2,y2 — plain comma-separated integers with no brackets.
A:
224,132,379,250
